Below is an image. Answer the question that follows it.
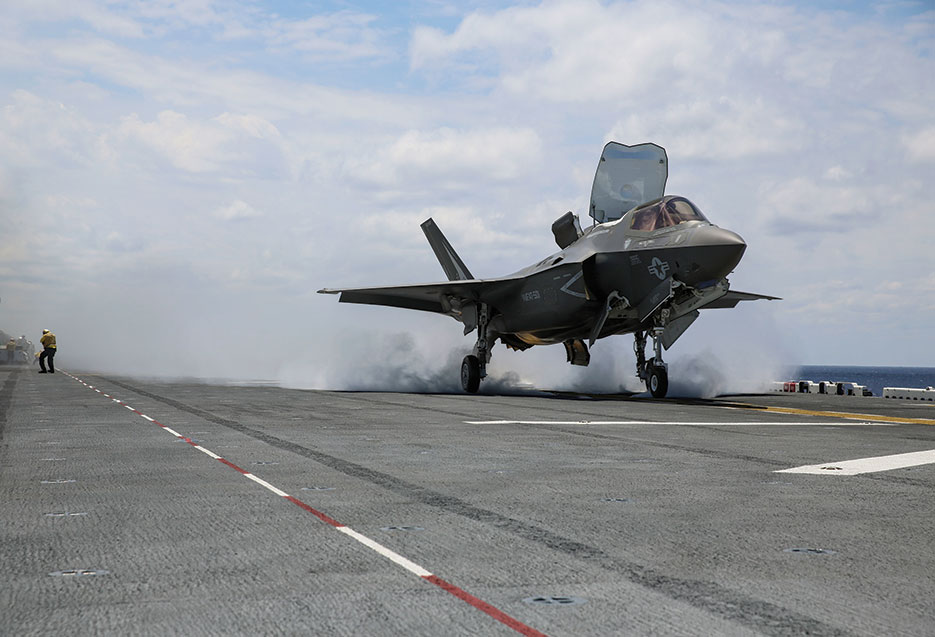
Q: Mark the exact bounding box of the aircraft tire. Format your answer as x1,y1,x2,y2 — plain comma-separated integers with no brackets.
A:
461,355,481,393
649,366,668,399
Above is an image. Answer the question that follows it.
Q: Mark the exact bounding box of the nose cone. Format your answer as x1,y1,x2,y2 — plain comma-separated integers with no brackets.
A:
682,226,747,282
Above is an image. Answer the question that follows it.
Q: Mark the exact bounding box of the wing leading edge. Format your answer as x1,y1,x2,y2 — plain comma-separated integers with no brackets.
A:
317,277,520,315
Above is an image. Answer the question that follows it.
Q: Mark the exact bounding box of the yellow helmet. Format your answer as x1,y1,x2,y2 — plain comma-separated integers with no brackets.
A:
42,329,49,334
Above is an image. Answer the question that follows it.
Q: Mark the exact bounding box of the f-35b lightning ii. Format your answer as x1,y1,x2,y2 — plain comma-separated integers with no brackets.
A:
319,142,778,398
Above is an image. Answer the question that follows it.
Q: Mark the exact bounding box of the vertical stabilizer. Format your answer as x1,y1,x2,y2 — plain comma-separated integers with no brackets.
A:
420,218,474,281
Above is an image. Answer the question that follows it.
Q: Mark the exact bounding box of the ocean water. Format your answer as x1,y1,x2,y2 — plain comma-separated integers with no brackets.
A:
792,366,935,398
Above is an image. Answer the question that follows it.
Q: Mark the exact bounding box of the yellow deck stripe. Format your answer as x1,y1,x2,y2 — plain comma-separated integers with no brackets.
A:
733,403,935,426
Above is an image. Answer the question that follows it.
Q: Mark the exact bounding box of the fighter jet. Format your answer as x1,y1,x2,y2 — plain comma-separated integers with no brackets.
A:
319,142,778,398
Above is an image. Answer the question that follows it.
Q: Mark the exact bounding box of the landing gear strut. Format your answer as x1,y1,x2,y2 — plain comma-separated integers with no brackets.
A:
635,322,668,399
461,303,491,393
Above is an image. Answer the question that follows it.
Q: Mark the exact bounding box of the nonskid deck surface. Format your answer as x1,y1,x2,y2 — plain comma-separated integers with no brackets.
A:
2,366,933,636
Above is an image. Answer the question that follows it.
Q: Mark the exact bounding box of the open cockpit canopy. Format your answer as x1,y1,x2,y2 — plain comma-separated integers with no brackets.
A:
629,196,708,232
589,142,667,224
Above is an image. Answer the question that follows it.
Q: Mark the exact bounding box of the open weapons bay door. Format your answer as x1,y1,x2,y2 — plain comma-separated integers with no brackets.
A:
589,142,668,224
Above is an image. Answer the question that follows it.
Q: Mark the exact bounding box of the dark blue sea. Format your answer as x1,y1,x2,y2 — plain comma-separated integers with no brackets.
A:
793,366,935,397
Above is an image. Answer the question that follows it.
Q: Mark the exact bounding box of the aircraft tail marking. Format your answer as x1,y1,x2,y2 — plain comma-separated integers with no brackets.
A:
421,218,474,281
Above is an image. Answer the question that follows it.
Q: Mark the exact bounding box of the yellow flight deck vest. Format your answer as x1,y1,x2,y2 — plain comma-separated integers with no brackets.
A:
40,333,56,349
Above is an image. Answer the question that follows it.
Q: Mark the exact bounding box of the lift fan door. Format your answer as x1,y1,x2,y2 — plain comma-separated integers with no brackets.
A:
589,142,668,224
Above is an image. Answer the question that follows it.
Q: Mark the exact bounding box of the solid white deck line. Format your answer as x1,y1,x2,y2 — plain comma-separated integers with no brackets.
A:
776,449,935,475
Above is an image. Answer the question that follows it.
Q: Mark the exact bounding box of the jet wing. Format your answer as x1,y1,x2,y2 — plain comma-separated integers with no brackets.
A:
318,278,518,315
701,290,781,309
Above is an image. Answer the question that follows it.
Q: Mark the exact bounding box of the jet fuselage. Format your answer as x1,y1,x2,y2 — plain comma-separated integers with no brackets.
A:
486,195,746,347
320,141,777,397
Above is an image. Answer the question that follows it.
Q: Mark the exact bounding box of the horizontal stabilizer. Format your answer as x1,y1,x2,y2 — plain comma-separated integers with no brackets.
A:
421,218,474,281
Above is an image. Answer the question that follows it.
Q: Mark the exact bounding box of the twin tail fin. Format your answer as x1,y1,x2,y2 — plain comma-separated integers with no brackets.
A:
420,218,474,281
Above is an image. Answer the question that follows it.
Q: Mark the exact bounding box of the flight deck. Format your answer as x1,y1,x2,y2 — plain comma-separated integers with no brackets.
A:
2,366,933,636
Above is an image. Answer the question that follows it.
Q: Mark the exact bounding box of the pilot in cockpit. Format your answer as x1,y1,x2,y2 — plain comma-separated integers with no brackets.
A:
631,197,706,232
630,203,659,231
661,200,692,227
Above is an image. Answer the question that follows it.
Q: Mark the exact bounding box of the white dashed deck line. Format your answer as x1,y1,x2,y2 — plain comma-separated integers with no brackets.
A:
52,372,584,635
336,526,433,577
777,449,935,475
193,445,221,460
244,473,290,497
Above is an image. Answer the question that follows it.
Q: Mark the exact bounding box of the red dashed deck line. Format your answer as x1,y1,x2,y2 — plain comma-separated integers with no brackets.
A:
218,457,250,474
63,372,548,637
426,575,549,637
284,495,344,527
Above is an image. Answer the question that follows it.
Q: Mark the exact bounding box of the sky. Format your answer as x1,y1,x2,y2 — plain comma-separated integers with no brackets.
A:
1,0,933,393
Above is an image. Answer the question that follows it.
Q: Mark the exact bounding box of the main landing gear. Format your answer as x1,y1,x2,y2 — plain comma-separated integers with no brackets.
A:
461,355,481,393
634,323,668,399
461,303,491,393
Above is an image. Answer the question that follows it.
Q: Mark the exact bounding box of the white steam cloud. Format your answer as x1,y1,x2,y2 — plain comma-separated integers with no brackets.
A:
277,321,788,399
279,331,531,394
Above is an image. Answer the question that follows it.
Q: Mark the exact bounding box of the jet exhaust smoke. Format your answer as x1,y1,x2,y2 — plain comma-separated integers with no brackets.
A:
666,348,788,398
279,323,787,399
279,331,532,394
279,309,791,398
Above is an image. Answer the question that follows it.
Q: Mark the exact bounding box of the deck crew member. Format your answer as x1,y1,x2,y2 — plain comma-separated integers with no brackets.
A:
38,329,56,374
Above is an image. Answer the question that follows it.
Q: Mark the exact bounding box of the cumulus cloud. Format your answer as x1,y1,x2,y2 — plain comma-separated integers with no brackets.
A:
610,97,806,160
344,126,542,194
408,0,934,177
757,177,887,233
113,110,233,172
213,199,262,221
108,110,287,176
411,1,727,102
214,112,281,140
903,126,935,162
0,89,98,166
